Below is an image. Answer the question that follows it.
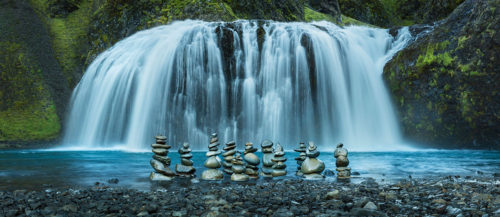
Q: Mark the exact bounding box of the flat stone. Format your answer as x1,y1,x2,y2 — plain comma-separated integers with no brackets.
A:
245,168,258,176
223,168,233,174
222,149,236,157
307,150,320,158
150,172,174,181
209,142,219,148
272,169,286,177
231,159,244,165
273,151,285,157
222,161,232,168
180,153,193,159
204,156,221,169
262,147,273,153
224,155,235,162
337,170,351,178
210,137,218,144
181,158,193,166
151,144,171,149
231,173,249,181
208,147,218,151
175,164,195,174
201,169,223,180
326,190,340,199
246,164,258,169
155,136,167,140
301,158,325,174
232,165,245,173
261,140,273,148
150,159,176,176
295,156,306,161
223,145,236,151
244,153,260,165
152,148,168,156
225,141,235,146
303,173,324,180
272,162,286,169
153,155,171,165
206,150,221,157
272,156,287,162
294,148,306,152
211,133,217,138
178,148,191,154
261,167,273,174
262,153,275,167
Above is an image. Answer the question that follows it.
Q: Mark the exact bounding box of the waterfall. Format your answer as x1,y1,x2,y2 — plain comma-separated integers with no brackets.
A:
62,20,412,151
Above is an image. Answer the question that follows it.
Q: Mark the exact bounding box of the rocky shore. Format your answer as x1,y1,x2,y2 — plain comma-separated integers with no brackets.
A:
1,176,498,216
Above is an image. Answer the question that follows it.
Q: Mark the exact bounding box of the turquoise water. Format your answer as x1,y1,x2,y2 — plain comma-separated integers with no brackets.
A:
0,150,499,190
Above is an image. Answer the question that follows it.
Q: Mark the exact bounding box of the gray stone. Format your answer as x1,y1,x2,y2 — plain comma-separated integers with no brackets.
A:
153,155,171,165
180,153,193,159
209,142,219,148
246,164,258,169
150,159,176,176
272,156,287,162
182,142,190,148
208,147,218,151
152,148,168,156
301,158,325,174
231,173,249,181
262,147,274,153
178,148,191,154
303,173,324,179
245,168,258,176
224,155,235,162
181,158,193,166
272,169,286,177
204,156,221,169
326,190,340,199
206,150,221,157
262,153,275,167
151,144,171,149
261,167,273,174
150,172,175,181
272,162,286,169
222,149,236,157
363,202,377,210
175,164,195,174
222,161,232,168
306,150,320,158
223,168,233,174
155,135,167,140
201,169,223,180
210,137,218,144
244,153,260,165
232,165,245,173
261,140,273,148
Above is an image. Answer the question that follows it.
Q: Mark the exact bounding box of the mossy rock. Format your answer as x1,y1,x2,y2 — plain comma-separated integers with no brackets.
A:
384,0,499,149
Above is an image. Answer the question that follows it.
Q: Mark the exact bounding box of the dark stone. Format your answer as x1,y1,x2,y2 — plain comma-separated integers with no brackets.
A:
107,178,119,184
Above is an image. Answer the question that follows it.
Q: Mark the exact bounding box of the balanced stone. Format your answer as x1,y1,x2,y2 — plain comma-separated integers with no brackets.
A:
231,152,249,181
176,142,195,177
300,142,325,179
294,142,307,176
201,133,224,180
334,143,351,178
260,140,274,177
150,135,176,181
222,141,237,175
271,143,287,177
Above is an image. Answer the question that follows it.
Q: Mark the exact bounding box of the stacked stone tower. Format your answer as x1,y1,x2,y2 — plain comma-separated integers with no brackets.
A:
271,143,287,177
294,142,307,176
150,135,176,180
175,142,195,177
231,152,249,181
334,143,351,178
300,142,325,179
260,140,274,177
222,141,236,175
243,142,260,178
201,133,224,180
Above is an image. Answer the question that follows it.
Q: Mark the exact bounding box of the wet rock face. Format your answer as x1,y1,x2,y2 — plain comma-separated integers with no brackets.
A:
384,0,500,150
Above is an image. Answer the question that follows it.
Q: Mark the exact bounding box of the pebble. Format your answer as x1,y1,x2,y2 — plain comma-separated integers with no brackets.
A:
364,201,377,210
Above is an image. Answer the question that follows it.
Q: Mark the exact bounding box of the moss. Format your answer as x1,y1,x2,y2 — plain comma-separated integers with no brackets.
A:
304,6,336,22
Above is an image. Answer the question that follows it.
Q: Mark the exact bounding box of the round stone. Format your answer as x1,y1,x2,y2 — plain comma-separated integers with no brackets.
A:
206,150,221,157
182,143,190,148
261,140,273,148
334,147,348,157
272,169,286,177
231,173,249,181
224,155,235,162
244,153,260,165
336,156,349,167
204,156,221,169
150,159,176,176
153,155,171,165
232,165,245,173
152,144,171,149
152,148,168,156
307,150,320,158
181,158,193,166
262,153,275,167
301,158,325,174
201,169,223,180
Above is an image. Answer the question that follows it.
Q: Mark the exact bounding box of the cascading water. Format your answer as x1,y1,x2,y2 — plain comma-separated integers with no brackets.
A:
62,20,412,151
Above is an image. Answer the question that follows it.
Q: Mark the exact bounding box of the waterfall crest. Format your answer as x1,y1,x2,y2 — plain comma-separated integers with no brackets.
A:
62,20,412,151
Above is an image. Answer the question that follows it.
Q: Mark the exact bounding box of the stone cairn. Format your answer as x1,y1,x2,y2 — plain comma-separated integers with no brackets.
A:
222,141,237,175
260,140,275,177
243,142,260,178
334,143,351,178
271,143,287,177
301,142,325,179
294,142,307,176
201,133,224,180
150,135,176,180
231,151,249,181
175,142,196,177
